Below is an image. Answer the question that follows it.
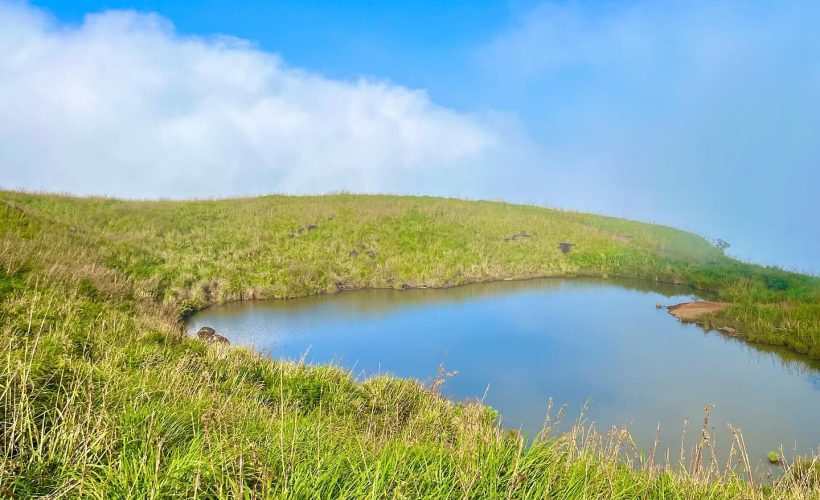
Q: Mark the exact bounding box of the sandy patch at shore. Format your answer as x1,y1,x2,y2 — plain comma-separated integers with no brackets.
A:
667,301,728,321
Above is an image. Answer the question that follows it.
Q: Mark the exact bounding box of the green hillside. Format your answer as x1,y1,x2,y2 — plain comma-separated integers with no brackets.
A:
1,190,817,497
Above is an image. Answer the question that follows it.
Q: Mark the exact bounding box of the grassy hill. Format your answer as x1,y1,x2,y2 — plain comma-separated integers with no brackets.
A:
1,190,818,497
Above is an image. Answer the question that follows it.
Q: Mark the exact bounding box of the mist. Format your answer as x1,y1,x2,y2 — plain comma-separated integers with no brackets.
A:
475,1,820,272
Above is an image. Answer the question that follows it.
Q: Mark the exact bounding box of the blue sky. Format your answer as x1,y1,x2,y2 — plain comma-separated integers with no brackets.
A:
3,0,819,271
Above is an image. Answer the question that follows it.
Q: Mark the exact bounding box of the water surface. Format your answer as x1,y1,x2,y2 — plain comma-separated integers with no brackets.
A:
188,278,820,469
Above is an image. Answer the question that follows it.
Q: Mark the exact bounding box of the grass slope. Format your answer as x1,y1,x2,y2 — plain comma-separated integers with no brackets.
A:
1,190,818,498
4,191,818,356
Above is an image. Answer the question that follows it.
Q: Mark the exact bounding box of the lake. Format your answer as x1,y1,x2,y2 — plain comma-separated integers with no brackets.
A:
187,277,819,470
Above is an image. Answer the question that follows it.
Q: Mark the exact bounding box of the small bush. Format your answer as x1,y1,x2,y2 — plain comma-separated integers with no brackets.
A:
767,451,780,464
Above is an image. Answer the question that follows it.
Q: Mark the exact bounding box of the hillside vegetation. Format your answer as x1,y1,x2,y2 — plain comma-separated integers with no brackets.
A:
1,190,818,497
3,191,817,355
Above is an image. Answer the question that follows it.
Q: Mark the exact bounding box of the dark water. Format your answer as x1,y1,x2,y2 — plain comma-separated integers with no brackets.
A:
187,278,820,469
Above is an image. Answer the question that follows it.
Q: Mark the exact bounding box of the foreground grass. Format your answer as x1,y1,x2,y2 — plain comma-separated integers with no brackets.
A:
1,191,818,497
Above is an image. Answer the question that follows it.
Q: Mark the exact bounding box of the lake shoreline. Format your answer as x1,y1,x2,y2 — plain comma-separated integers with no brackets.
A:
185,273,776,353
182,271,710,317
178,268,818,359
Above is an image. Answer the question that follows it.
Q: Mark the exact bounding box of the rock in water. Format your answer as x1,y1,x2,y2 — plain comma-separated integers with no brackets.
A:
197,326,229,345
197,326,216,341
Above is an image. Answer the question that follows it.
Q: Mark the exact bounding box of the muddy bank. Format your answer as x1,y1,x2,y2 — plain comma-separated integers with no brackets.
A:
667,301,739,336
667,301,728,321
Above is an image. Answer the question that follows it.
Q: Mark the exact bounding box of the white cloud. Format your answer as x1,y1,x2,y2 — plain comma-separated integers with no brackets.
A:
1,1,816,269
0,2,530,199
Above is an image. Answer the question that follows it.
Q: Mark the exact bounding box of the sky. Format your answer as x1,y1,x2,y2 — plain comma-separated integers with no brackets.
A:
1,0,818,272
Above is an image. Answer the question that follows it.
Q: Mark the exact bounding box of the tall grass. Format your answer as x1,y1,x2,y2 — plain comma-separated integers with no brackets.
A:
0,190,818,497
1,289,817,498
